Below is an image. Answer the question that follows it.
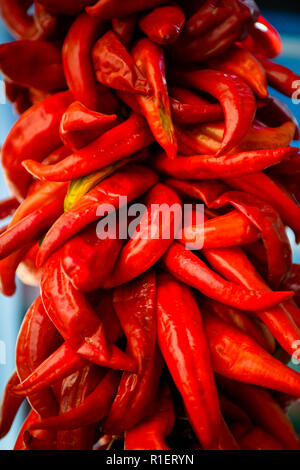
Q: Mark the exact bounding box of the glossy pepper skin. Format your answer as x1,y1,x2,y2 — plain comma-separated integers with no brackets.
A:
86,0,168,18
157,273,221,449
139,6,185,45
1,91,72,200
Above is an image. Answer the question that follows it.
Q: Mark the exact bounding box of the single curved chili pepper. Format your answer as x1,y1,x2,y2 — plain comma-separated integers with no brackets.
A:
207,44,268,98
210,191,292,288
104,183,182,289
14,410,39,450
0,198,65,261
0,0,57,40
60,101,117,152
170,11,251,64
204,312,300,397
124,384,175,450
132,38,177,159
180,209,260,251
0,246,32,297
36,164,157,266
86,0,168,18
161,242,293,312
260,58,300,98
22,430,56,451
22,113,154,182
240,15,282,59
29,370,120,431
224,171,300,243
256,97,300,140
1,90,73,200
203,246,300,356
62,12,107,110
139,6,185,45
203,299,275,353
112,15,137,48
170,68,256,155
153,147,296,180
0,40,66,92
92,31,150,95
38,0,95,15
230,422,284,450
157,273,221,449
41,253,137,371
41,146,71,166
61,222,123,292
165,178,227,207
0,372,24,439
13,292,124,396
0,198,19,220
218,378,300,450
104,272,163,433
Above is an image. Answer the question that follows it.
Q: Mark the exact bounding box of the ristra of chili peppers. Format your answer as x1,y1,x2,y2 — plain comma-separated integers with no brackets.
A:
22,113,154,182
157,273,221,449
35,164,158,266
1,90,72,200
92,30,150,95
40,253,137,371
104,272,163,433
104,183,182,289
161,242,293,312
124,384,175,450
132,38,177,159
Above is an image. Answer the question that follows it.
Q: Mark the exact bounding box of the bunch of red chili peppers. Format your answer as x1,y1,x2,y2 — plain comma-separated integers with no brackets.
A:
0,0,300,451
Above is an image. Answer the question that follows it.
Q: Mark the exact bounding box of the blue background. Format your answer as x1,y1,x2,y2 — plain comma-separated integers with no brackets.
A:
0,8,300,449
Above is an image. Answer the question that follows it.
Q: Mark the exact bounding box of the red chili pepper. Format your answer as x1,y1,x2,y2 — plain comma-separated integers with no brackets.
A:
282,265,300,309
203,312,300,397
161,242,293,312
256,97,300,140
183,0,231,39
260,58,300,98
157,273,221,449
240,15,282,59
60,101,117,152
112,15,137,48
170,68,256,155
224,171,300,243
0,40,66,92
124,384,175,450
0,198,19,220
0,372,24,439
38,0,95,15
62,12,107,110
203,246,300,356
139,6,185,45
1,90,72,200
35,164,158,266
170,89,223,125
0,246,33,297
132,38,177,159
0,0,57,40
86,0,168,18
153,147,296,180
92,31,150,95
41,253,137,371
105,183,182,288
14,410,39,450
218,378,300,450
22,113,154,182
207,44,268,98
